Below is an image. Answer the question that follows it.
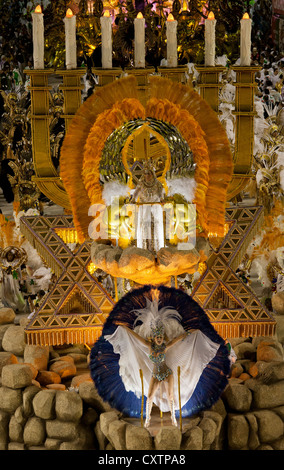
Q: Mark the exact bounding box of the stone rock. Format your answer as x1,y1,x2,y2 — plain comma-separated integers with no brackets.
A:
78,381,112,413
24,345,50,371
59,424,95,450
272,291,284,315
257,340,284,362
55,390,83,422
9,415,24,443
22,385,40,416
8,442,25,450
253,410,284,443
68,353,88,363
46,419,78,441
23,417,46,446
1,364,34,389
81,407,98,426
256,361,284,384
253,381,284,408
14,405,27,426
18,314,31,328
23,363,38,380
46,384,66,391
44,438,61,450
0,351,18,374
181,425,203,450
33,390,56,420
222,383,252,412
108,419,127,450
234,342,256,361
0,386,22,413
31,379,41,388
49,359,77,378
0,307,15,325
154,425,182,450
228,414,249,450
209,398,227,421
199,417,217,447
49,354,74,365
70,372,92,388
245,412,260,450
272,437,284,450
36,370,61,386
273,405,284,420
238,373,251,382
0,324,10,350
125,423,153,450
257,444,274,450
28,445,47,450
230,362,244,378
104,419,126,450
2,325,26,356
238,359,256,373
0,410,9,450
248,361,268,378
100,410,120,441
94,420,108,450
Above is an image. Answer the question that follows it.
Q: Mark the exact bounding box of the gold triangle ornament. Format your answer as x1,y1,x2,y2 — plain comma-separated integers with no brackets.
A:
20,215,114,346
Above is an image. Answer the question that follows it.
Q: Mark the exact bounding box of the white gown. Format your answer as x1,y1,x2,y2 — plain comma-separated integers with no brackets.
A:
105,326,221,412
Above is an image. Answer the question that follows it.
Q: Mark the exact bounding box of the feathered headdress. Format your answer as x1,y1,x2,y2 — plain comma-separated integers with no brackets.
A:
132,298,183,340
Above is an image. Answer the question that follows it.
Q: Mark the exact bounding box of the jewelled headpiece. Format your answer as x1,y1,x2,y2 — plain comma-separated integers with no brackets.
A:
150,320,165,338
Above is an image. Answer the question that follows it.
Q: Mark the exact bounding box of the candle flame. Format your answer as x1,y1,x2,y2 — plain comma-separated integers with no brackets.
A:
182,0,187,10
137,12,143,18
35,4,42,13
208,11,215,19
242,12,250,19
167,13,175,21
66,8,74,18
103,10,110,17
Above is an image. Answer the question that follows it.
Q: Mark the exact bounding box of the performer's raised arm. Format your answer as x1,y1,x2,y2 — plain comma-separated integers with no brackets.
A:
114,321,151,348
165,329,198,351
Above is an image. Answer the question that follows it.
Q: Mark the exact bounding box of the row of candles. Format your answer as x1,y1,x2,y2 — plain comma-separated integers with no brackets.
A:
32,5,252,70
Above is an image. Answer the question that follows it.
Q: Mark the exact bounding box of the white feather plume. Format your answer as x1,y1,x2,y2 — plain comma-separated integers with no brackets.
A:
133,299,184,340
166,177,196,203
102,181,130,205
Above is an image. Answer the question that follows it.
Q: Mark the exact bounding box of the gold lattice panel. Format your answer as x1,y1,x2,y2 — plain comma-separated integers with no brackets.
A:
20,216,114,346
192,206,276,338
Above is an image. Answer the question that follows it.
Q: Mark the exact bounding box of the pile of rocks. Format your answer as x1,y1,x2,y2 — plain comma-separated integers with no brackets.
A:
222,336,284,450
1,305,284,450
0,307,91,391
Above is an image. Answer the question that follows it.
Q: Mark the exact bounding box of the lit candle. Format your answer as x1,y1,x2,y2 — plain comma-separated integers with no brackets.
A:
134,12,145,68
100,10,112,68
32,5,44,69
240,13,252,66
64,8,77,70
204,11,216,66
166,13,177,68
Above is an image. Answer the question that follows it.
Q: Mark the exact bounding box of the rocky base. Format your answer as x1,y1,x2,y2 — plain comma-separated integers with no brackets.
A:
1,307,284,450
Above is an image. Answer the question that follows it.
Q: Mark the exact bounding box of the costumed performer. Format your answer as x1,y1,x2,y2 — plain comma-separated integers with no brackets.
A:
90,285,231,426
130,159,165,252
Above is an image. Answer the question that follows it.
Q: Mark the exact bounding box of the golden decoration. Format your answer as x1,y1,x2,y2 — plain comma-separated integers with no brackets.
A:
60,75,233,244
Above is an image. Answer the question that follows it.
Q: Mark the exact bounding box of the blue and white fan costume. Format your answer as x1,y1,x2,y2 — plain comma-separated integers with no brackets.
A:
90,285,230,419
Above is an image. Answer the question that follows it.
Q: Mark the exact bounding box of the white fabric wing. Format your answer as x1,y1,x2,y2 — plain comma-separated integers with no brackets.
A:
105,326,220,412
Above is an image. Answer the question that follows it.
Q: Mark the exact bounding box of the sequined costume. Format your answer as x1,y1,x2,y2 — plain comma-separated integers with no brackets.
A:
149,342,173,381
